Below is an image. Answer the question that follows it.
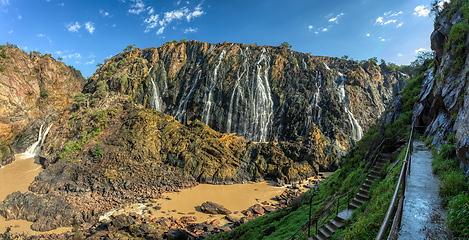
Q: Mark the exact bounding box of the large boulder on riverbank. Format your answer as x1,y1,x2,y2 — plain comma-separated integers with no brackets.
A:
200,201,232,215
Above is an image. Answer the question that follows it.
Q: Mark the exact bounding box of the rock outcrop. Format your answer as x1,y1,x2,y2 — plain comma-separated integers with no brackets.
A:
413,5,469,176
86,41,408,169
0,45,84,165
200,201,232,215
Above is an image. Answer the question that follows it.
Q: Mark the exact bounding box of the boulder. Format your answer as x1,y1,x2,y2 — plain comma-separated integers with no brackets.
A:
200,201,231,215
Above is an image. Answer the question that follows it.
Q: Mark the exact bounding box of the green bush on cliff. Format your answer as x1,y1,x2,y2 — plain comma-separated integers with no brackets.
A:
447,192,469,237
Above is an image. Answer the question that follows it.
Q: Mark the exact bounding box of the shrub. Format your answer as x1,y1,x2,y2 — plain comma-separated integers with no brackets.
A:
447,192,469,237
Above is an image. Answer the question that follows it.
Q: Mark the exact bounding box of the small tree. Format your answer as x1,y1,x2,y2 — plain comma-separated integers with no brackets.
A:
96,63,103,67
180,38,187,43
341,55,349,60
123,44,136,52
58,57,63,61
280,42,292,49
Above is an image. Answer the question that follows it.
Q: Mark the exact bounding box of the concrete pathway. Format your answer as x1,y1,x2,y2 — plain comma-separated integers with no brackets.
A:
397,141,452,239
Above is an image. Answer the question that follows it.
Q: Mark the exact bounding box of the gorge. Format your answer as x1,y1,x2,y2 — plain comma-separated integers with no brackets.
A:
3,1,469,236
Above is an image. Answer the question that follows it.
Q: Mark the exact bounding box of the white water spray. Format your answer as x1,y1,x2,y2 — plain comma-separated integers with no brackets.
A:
175,70,202,123
148,66,163,112
226,48,274,142
202,50,226,125
18,124,53,159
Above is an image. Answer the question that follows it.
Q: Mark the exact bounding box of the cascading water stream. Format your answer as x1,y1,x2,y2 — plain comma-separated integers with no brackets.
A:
18,124,53,159
302,72,322,135
148,66,163,112
226,48,274,142
202,50,226,125
175,70,202,123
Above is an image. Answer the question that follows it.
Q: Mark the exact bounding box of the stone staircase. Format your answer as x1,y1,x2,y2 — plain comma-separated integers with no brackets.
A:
309,153,393,240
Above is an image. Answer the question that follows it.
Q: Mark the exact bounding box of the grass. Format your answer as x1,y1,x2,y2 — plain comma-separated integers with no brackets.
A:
429,138,469,237
209,125,382,240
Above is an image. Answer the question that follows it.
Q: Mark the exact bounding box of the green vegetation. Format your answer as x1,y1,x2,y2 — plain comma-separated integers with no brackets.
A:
280,42,292,49
447,192,469,237
123,44,136,52
210,124,383,240
428,134,469,238
73,93,91,108
166,40,179,44
40,89,50,98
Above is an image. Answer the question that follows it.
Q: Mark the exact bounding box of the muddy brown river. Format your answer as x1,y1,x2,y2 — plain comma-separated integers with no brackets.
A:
1,154,331,236
0,155,71,235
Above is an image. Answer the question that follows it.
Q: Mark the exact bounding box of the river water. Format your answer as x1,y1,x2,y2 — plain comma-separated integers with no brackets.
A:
0,155,71,235
1,154,331,235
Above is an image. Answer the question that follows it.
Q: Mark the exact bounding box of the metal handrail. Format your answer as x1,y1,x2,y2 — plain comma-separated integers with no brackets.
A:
289,123,411,240
375,121,414,240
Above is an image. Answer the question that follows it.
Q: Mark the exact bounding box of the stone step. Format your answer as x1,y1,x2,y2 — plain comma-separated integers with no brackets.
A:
365,178,374,185
371,169,381,175
322,222,334,236
361,183,371,191
367,174,378,180
325,221,338,232
351,198,364,207
330,218,344,229
349,201,361,210
379,153,393,160
318,227,331,238
356,192,369,201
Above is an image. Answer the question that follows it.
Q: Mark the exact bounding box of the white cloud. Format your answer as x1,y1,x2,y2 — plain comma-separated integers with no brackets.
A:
414,5,430,17
1,0,10,5
437,0,451,9
100,9,112,18
58,3,64,7
398,53,403,57
157,26,165,35
67,22,81,32
375,11,403,27
397,23,403,28
186,4,204,21
128,0,153,15
184,27,197,33
328,13,344,23
85,21,95,34
308,25,313,30
414,47,427,53
8,30,13,34
375,16,383,24
85,60,95,65
321,27,328,32
37,33,45,37
366,33,370,37
64,53,82,59
142,3,205,34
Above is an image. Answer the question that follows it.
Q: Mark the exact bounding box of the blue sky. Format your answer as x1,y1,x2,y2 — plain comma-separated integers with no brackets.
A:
1,0,438,77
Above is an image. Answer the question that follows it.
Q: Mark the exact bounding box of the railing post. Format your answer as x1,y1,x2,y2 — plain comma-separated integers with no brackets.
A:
316,217,318,235
337,197,340,214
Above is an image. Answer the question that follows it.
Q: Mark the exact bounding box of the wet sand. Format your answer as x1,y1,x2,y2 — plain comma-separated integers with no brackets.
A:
101,173,333,226
0,155,71,235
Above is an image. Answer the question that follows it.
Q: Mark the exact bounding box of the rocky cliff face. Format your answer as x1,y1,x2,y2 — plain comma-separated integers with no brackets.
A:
413,4,469,176
86,41,408,169
0,42,408,232
0,45,84,165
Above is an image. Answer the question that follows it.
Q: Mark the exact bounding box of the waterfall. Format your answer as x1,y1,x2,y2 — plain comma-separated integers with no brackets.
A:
226,48,274,142
175,70,202,123
302,72,322,135
148,66,163,112
202,50,226,125
18,124,53,159
345,109,363,141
